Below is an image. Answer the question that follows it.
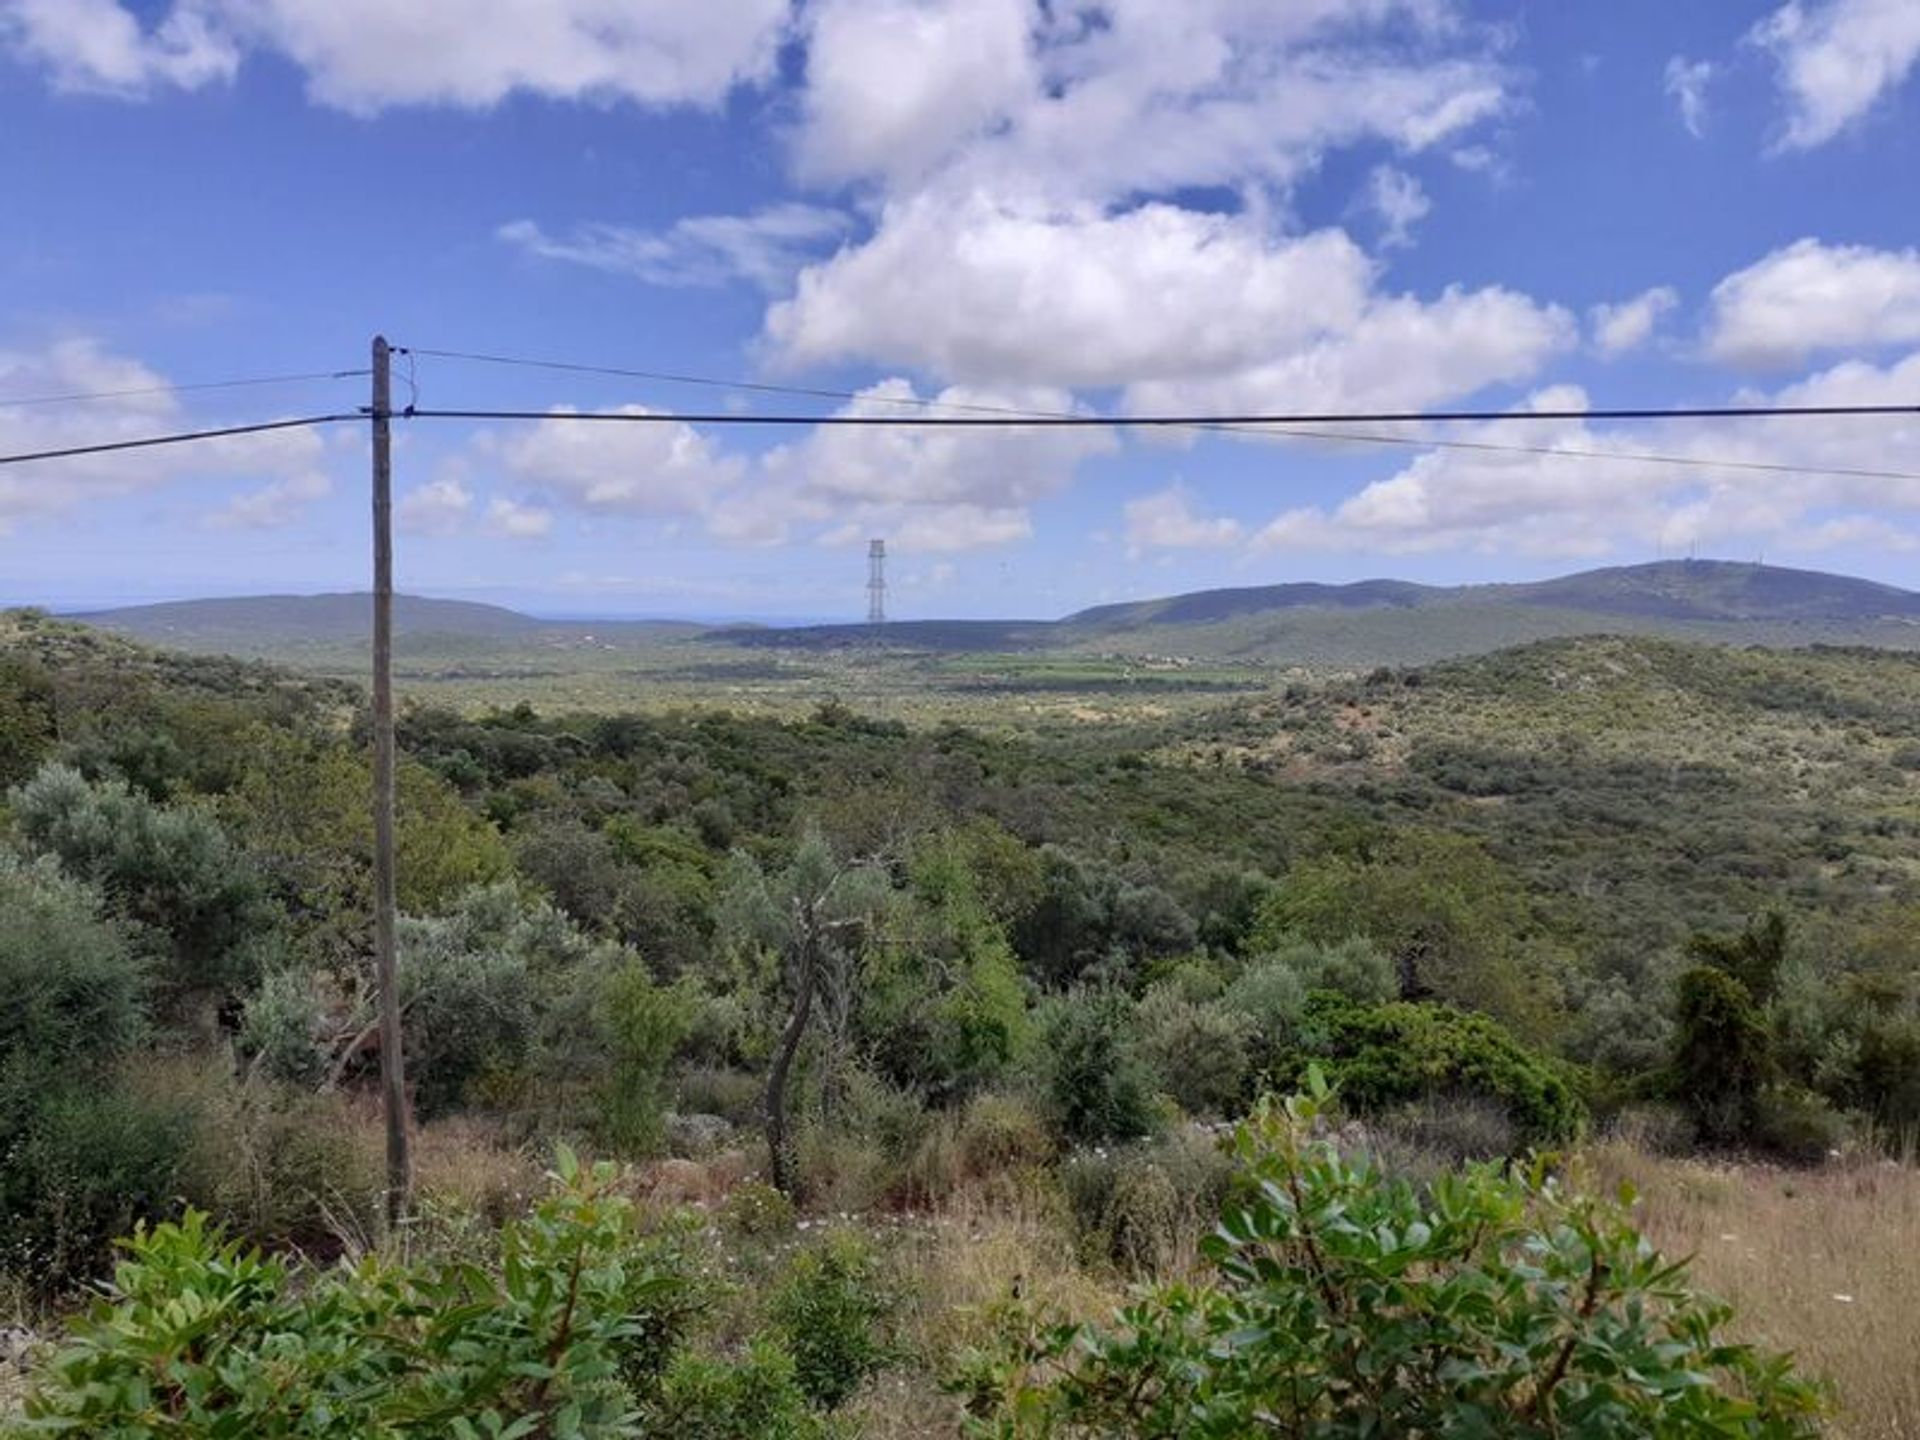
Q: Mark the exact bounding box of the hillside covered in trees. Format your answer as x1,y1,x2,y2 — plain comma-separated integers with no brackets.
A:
3,608,1917,1433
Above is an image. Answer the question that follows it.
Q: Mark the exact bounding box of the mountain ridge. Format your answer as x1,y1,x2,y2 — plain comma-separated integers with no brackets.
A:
63,560,1920,667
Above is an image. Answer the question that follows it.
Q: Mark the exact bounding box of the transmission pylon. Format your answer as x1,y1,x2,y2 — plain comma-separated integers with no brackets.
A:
867,538,887,625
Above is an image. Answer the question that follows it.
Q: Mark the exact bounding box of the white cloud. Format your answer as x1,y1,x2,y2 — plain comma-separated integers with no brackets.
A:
210,471,330,530
713,377,1116,551
493,406,744,516
1782,514,1920,551
396,476,473,535
1751,0,1920,150
1122,485,1242,556
1705,238,1920,367
0,0,790,111
486,497,554,538
769,197,1380,388
1590,285,1678,356
0,0,235,93
1366,165,1431,249
1123,282,1574,419
1663,55,1714,137
796,0,1506,205
1251,354,1920,559
0,336,330,534
500,204,851,291
796,0,1037,187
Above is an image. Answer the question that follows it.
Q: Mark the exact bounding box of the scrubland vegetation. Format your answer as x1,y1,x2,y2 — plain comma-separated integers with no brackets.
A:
4,605,1919,1434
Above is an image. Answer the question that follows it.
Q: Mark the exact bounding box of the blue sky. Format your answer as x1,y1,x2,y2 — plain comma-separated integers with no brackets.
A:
3,0,1919,620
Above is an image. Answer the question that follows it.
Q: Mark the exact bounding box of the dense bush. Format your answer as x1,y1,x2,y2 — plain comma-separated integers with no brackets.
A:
958,1080,1826,1437
0,850,186,1291
767,1231,895,1410
10,762,273,1010
9,1149,702,1437
1672,965,1772,1145
1038,988,1162,1146
1273,992,1585,1147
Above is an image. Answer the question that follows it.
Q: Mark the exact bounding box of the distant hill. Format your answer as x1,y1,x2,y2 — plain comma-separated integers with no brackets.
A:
77,592,703,659
81,593,547,643
63,561,1920,671
725,561,1920,665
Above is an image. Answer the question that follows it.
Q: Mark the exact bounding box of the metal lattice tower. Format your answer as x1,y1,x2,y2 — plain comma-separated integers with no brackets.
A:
867,538,887,625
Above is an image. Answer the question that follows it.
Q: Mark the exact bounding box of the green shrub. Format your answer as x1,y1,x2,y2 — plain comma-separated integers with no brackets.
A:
0,852,179,1294
768,1231,894,1410
12,1148,692,1436
1039,989,1161,1146
958,1079,1827,1437
719,1179,796,1239
1672,965,1772,1145
1750,1085,1849,1166
955,1090,1054,1176
0,1081,193,1294
1135,988,1255,1117
1275,992,1585,1147
599,966,698,1157
648,1338,831,1440
9,763,272,1009
1056,1131,1233,1275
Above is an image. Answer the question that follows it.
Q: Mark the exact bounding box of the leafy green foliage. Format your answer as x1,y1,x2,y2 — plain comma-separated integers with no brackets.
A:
1672,966,1773,1146
767,1231,894,1411
958,1081,1826,1437
1275,993,1585,1147
1252,829,1562,1042
0,850,184,1292
10,762,274,1007
10,1149,701,1437
1038,988,1162,1146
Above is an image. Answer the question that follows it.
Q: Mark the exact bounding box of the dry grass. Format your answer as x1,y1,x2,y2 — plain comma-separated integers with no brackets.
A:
1591,1142,1920,1439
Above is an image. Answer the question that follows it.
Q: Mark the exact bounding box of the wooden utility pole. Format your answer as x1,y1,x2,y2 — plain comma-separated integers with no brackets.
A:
370,335,412,1228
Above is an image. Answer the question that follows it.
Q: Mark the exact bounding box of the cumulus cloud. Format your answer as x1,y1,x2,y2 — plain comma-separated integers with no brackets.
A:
500,204,851,291
492,406,744,516
1663,55,1714,137
712,378,1116,551
1122,485,1243,556
1590,286,1678,356
1123,283,1574,419
1366,165,1431,248
796,0,1507,203
210,471,331,530
1252,355,1920,559
396,476,473,535
1750,0,1920,150
485,497,554,538
1704,239,1920,368
0,0,235,93
768,198,1379,387
0,0,789,111
0,336,330,534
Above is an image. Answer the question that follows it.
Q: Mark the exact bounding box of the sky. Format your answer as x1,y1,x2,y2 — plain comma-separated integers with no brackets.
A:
2,0,1919,621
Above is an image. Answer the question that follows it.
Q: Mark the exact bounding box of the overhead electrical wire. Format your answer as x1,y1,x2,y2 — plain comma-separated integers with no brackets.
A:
0,368,371,410
0,414,360,467
0,343,1914,488
401,344,1920,486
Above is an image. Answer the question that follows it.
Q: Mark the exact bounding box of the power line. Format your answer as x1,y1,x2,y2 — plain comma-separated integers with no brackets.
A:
407,403,1920,426
0,414,359,467
399,345,1920,483
399,346,1920,424
0,368,370,410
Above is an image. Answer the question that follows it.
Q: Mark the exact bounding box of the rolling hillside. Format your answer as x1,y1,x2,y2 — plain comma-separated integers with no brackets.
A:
65,560,1920,672
78,593,704,658
731,560,1920,664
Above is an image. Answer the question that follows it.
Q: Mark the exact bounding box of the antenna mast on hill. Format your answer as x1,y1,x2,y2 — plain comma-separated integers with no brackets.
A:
868,538,887,625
